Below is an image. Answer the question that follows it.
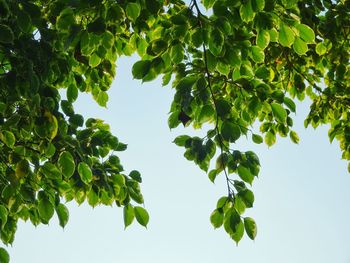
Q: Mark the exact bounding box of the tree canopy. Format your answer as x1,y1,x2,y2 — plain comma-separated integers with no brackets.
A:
0,0,349,261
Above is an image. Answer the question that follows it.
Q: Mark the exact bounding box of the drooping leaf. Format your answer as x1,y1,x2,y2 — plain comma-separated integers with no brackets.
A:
230,220,244,244
132,60,151,79
271,103,287,123
283,97,296,112
265,131,276,147
221,121,241,143
289,130,300,144
67,84,78,102
210,209,224,228
252,134,263,144
38,196,54,223
56,204,69,228
96,91,108,107
237,165,254,185
134,206,149,227
244,217,257,240
123,205,135,228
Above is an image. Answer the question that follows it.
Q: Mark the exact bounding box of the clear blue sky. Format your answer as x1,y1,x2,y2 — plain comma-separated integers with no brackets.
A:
8,56,350,263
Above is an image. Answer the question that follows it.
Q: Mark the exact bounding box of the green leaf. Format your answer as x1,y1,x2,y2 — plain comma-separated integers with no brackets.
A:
69,114,84,127
293,37,308,55
173,135,191,147
96,91,108,107
0,205,8,229
129,170,142,183
210,209,224,228
221,121,241,143
126,2,141,22
316,42,327,55
78,162,93,184
132,60,151,79
251,46,265,63
240,0,255,22
271,103,287,123
278,23,295,47
56,8,75,31
216,196,229,209
234,196,246,215
123,205,135,228
40,162,61,180
38,196,54,223
87,189,99,207
208,28,224,56
0,248,9,263
208,169,218,183
134,206,149,227
191,28,203,48
283,97,296,112
237,165,254,185
67,84,78,103
289,130,300,144
58,151,75,179
224,209,241,234
252,134,263,144
231,220,244,244
216,99,231,118
15,159,30,178
17,11,32,33
256,30,270,50
56,204,69,228
251,0,265,11
170,44,184,64
203,0,216,8
238,189,254,208
296,24,315,44
0,24,14,43
0,131,15,148
244,217,257,240
89,53,102,68
265,131,276,147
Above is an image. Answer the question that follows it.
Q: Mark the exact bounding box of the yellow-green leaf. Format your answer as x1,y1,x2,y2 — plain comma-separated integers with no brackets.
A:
279,23,295,47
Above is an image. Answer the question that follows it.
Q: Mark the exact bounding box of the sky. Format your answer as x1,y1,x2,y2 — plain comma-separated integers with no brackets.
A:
7,56,350,263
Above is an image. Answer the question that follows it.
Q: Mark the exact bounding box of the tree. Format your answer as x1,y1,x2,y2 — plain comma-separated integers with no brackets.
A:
0,0,349,260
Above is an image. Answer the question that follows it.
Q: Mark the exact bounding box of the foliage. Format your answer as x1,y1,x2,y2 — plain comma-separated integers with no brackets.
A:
0,0,349,260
